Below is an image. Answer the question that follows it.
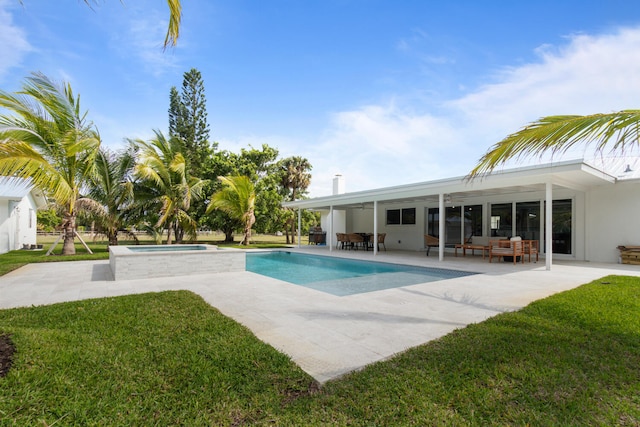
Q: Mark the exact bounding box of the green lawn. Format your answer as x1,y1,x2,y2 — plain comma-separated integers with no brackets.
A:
0,234,298,276
1,275,638,425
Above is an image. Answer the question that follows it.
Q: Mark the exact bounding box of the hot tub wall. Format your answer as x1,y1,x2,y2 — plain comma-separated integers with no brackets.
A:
109,245,246,280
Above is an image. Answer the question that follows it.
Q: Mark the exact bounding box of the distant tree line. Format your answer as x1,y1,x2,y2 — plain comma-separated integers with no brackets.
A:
0,70,316,254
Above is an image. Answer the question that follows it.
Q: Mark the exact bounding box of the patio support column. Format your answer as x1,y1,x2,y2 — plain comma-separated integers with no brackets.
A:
297,208,301,248
373,200,378,256
329,205,334,252
545,181,553,270
439,193,444,261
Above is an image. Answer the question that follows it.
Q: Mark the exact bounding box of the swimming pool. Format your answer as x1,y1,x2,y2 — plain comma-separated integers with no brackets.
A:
246,251,476,296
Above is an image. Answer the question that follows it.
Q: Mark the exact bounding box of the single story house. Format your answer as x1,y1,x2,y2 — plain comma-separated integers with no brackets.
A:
0,178,47,254
283,158,640,269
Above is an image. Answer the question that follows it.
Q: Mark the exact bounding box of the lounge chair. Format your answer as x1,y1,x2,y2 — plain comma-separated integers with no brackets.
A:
489,237,524,264
424,234,439,256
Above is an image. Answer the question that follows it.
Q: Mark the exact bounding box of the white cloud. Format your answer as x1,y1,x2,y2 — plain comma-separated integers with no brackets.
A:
451,27,640,137
110,6,180,75
0,0,32,81
305,103,461,196
305,26,640,196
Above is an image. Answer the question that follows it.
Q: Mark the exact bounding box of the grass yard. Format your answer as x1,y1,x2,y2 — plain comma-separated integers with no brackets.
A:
0,233,300,276
0,276,638,425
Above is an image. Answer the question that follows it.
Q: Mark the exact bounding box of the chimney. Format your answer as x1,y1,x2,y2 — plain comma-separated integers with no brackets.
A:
332,174,345,195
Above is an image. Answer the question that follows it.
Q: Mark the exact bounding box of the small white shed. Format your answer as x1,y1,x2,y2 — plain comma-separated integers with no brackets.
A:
0,178,47,254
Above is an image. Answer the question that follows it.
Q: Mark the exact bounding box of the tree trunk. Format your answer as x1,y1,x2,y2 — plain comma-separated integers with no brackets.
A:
175,224,184,243
224,230,234,243
62,213,76,255
241,212,255,246
166,226,173,245
290,220,296,245
108,229,118,246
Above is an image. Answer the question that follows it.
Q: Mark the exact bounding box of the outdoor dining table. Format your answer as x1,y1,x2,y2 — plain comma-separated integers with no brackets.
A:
356,233,372,251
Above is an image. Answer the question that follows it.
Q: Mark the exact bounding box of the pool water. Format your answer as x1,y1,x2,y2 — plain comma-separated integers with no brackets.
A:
246,252,476,296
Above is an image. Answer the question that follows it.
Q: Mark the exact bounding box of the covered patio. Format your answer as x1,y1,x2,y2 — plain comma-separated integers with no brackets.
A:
283,159,629,269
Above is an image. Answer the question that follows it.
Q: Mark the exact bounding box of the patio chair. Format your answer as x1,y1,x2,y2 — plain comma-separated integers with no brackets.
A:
374,233,386,251
489,237,525,264
336,233,348,249
424,234,439,256
347,233,366,250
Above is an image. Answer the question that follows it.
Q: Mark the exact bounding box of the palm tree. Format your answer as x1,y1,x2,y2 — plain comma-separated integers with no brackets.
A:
469,111,640,177
280,156,312,244
162,0,182,49
25,0,183,49
131,130,206,244
77,148,136,246
207,176,256,246
0,72,100,255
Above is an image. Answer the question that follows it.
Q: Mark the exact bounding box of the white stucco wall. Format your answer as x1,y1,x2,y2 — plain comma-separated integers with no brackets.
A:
0,194,38,254
586,180,640,263
315,180,640,263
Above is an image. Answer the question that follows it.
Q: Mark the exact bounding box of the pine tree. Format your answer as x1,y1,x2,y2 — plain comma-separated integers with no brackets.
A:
167,68,213,176
168,86,186,138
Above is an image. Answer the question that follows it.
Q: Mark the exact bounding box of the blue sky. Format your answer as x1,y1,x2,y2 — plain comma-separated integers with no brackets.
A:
3,1,640,196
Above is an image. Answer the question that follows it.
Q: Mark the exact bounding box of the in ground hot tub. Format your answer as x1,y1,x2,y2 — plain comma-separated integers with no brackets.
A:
109,244,246,280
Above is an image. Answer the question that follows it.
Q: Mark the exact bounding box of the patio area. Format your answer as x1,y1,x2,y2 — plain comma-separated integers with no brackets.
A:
1,248,639,384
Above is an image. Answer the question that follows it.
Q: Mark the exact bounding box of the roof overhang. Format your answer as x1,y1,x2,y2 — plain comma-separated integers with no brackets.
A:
0,177,48,209
283,159,617,210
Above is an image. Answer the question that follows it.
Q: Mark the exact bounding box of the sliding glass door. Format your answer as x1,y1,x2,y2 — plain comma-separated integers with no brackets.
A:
546,199,572,254
490,203,512,237
427,204,483,245
516,201,540,242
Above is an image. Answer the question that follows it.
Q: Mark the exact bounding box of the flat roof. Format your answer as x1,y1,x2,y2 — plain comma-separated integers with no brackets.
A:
283,159,618,210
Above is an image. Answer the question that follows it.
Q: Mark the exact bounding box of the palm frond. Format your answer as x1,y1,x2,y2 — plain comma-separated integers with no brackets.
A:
468,110,640,178
164,0,182,49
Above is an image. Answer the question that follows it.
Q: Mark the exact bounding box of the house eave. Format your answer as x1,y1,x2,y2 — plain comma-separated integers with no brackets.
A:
283,159,617,210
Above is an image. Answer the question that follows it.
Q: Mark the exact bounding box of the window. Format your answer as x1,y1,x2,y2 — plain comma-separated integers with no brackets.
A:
386,208,416,225
401,208,416,225
490,203,512,237
386,209,400,225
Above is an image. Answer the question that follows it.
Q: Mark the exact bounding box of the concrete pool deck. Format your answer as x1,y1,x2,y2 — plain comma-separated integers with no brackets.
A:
1,248,639,384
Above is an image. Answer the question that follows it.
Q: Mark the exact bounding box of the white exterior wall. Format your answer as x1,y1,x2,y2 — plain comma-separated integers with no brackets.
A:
344,201,428,251
586,180,640,263
341,188,594,258
320,209,347,235
0,194,38,254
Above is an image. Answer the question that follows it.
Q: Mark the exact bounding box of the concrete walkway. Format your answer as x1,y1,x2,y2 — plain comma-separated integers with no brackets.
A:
1,248,638,384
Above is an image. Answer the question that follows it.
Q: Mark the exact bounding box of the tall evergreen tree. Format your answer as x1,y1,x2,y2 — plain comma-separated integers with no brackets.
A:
173,68,213,176
168,86,186,139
